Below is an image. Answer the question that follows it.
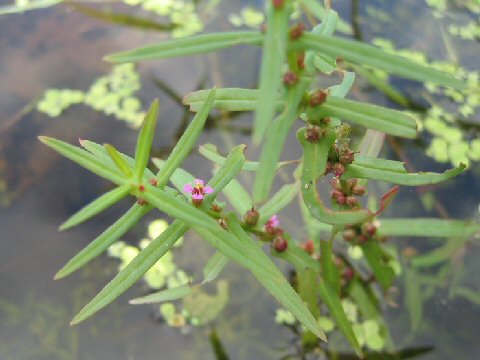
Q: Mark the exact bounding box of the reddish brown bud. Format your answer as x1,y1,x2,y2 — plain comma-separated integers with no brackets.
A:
309,90,328,107
333,162,345,177
346,178,357,190
305,126,325,143
342,267,355,282
352,185,366,196
346,196,358,208
218,218,228,230
192,198,203,207
283,71,298,86
244,207,260,226
139,184,145,192
301,239,314,255
289,22,305,40
339,150,355,165
330,188,344,199
210,203,223,212
272,0,284,9
148,178,158,186
342,228,357,242
137,198,147,206
297,53,305,70
320,117,331,125
362,222,377,237
336,194,346,205
272,236,288,252
325,161,333,175
358,234,368,244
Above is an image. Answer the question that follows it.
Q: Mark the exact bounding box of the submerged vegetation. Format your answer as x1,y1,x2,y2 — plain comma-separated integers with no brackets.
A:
2,0,480,359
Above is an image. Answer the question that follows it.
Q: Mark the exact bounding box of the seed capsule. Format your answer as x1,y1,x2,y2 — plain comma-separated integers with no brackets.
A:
244,207,260,226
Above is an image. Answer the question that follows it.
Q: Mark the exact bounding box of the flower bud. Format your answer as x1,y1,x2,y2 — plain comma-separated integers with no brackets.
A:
301,239,314,255
272,0,284,9
218,218,228,230
244,207,260,226
211,203,223,212
342,267,355,282
346,196,357,208
361,222,377,237
272,236,288,252
352,185,366,196
342,228,357,242
148,178,158,186
339,150,355,165
283,71,298,86
309,90,328,107
305,126,325,143
333,162,345,177
289,22,305,40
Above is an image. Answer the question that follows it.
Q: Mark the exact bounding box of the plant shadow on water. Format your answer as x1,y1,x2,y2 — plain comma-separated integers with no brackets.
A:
0,1,479,359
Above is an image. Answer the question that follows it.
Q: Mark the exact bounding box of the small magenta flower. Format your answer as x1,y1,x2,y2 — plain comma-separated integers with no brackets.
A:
264,214,280,235
183,179,214,206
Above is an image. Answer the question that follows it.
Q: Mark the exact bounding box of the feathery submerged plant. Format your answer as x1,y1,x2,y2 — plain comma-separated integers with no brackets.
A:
32,0,480,357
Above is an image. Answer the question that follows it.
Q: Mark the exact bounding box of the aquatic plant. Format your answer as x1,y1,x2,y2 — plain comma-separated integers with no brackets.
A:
35,0,480,357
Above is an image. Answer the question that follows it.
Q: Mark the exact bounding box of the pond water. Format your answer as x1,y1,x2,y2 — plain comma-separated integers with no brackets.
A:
0,1,479,359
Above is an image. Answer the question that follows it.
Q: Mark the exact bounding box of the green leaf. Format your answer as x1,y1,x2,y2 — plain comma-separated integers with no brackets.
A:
253,77,312,202
104,144,132,177
297,128,371,225
362,241,396,290
320,239,341,293
71,220,188,324
226,214,326,340
329,71,355,97
411,237,469,267
202,252,230,284
199,143,295,172
129,284,192,305
222,178,253,215
39,136,125,185
307,97,418,139
258,182,299,226
105,31,263,63
134,99,159,183
156,90,215,188
299,0,352,34
450,287,480,306
55,204,150,279
404,267,422,331
293,33,465,89
70,3,177,32
253,1,290,144
184,88,271,112
344,158,466,186
273,238,320,272
377,219,480,238
318,280,362,357
59,185,131,231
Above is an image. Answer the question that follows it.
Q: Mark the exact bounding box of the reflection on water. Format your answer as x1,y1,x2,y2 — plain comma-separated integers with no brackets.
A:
0,1,479,359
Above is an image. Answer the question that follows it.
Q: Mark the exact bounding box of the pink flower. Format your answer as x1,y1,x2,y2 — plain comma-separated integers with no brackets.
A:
183,179,214,206
264,214,280,235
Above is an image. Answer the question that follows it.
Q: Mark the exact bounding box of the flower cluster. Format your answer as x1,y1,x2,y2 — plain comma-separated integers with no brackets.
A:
264,215,288,252
183,179,213,206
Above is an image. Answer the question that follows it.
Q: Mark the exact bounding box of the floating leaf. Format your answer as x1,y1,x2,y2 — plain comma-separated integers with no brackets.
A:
129,284,192,305
60,185,131,231
105,31,263,63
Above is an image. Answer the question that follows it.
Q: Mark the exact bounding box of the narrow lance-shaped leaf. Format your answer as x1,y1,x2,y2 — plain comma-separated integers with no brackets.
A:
343,157,466,186
59,185,131,231
129,284,192,305
253,1,291,144
202,252,230,284
199,142,295,172
253,77,311,202
258,182,299,226
292,33,465,89
297,128,371,225
306,96,418,139
156,89,215,188
71,220,188,324
104,144,132,177
361,240,396,290
226,214,326,340
411,237,469,268
318,280,363,357
38,136,125,185
55,203,151,279
377,219,480,238
105,31,263,63
134,99,159,183
404,267,423,331
320,238,341,293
